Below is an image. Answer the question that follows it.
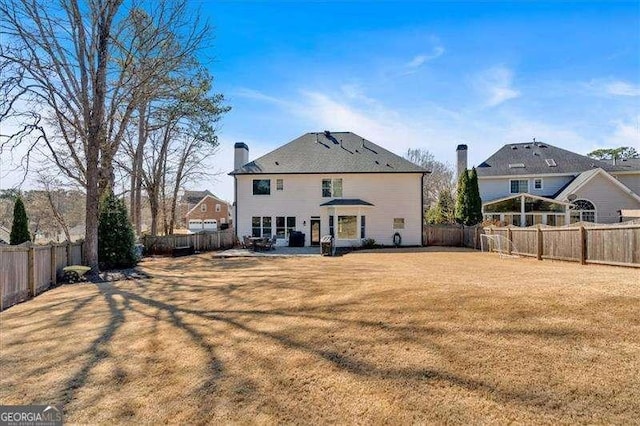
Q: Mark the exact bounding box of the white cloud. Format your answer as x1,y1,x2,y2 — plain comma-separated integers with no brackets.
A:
605,81,640,97
233,87,293,107
609,117,640,146
584,79,640,97
474,66,520,107
402,41,445,74
218,83,635,191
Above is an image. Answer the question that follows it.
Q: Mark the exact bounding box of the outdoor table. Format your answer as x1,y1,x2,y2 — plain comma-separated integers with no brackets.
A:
248,237,263,251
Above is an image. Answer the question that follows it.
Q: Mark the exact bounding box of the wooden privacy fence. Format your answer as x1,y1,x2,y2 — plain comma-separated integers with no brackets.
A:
484,224,640,268
0,241,84,311
142,230,236,255
423,224,484,249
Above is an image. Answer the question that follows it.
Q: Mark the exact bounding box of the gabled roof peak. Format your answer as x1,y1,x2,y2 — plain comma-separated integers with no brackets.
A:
230,131,428,175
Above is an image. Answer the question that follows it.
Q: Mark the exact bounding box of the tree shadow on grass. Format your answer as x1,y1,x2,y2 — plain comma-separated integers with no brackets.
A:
48,264,598,422
104,283,586,416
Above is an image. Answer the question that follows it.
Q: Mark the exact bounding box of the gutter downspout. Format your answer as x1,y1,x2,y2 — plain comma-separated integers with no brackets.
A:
233,174,238,241
421,172,426,246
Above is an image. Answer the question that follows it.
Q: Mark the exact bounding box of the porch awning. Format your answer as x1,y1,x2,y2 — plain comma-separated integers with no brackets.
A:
320,198,374,207
483,192,572,207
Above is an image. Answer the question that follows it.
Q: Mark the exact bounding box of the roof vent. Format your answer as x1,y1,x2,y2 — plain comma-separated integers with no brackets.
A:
525,145,531,149
323,130,331,137
275,161,279,165
508,163,525,169
511,146,518,150
538,143,547,148
545,158,557,167
375,160,380,164
533,152,540,156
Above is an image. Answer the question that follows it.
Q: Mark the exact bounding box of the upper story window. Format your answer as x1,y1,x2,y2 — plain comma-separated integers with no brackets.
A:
215,203,221,212
200,203,207,212
253,179,271,195
322,178,343,197
510,179,528,194
276,179,284,191
533,178,543,190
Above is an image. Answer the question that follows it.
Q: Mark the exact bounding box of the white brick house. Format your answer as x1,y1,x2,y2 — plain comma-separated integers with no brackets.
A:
230,131,428,247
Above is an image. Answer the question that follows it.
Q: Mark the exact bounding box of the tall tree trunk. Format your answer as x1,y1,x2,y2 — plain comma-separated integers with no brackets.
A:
84,144,100,270
133,101,147,235
148,191,158,236
83,0,121,272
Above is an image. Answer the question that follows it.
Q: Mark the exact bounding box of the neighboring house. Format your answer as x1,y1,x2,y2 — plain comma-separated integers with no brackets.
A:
230,131,428,247
181,190,232,232
0,225,9,244
463,142,640,226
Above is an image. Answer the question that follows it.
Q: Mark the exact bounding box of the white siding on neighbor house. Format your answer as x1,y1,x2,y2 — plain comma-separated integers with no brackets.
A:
235,173,423,247
573,173,640,223
478,175,574,202
613,173,640,197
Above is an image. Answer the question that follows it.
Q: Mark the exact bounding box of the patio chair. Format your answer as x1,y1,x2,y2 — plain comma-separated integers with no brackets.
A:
263,236,276,250
242,235,252,250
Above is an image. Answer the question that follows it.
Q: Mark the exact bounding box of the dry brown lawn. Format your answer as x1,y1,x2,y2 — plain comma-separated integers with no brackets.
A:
1,248,639,424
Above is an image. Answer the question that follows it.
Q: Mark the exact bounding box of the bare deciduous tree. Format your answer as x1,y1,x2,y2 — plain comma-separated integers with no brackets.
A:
405,148,455,211
0,0,215,269
132,71,228,236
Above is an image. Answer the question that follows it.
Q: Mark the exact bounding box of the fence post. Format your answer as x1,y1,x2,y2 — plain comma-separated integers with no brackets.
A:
536,227,543,260
488,227,494,252
580,226,587,265
474,226,479,249
506,228,513,255
50,244,57,286
66,241,72,266
28,245,36,297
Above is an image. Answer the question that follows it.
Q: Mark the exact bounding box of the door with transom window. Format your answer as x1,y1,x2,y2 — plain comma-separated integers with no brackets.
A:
310,218,321,246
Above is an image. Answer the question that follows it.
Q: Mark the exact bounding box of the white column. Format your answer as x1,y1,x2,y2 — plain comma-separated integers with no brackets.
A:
520,195,525,227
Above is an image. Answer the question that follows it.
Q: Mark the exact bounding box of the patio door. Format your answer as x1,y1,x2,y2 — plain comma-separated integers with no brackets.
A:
310,219,321,246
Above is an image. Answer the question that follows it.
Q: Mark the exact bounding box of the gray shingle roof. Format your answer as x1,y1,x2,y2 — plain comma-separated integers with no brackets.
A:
476,142,628,177
182,190,215,204
230,131,428,175
319,198,374,207
602,157,640,171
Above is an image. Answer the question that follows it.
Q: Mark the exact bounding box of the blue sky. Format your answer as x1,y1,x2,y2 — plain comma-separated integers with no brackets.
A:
1,1,638,202
200,0,639,201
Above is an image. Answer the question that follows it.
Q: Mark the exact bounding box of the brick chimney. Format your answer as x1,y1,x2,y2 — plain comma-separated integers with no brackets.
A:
456,144,468,179
234,142,249,171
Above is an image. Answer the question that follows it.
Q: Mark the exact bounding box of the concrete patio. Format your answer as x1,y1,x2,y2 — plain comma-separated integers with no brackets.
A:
214,246,321,257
